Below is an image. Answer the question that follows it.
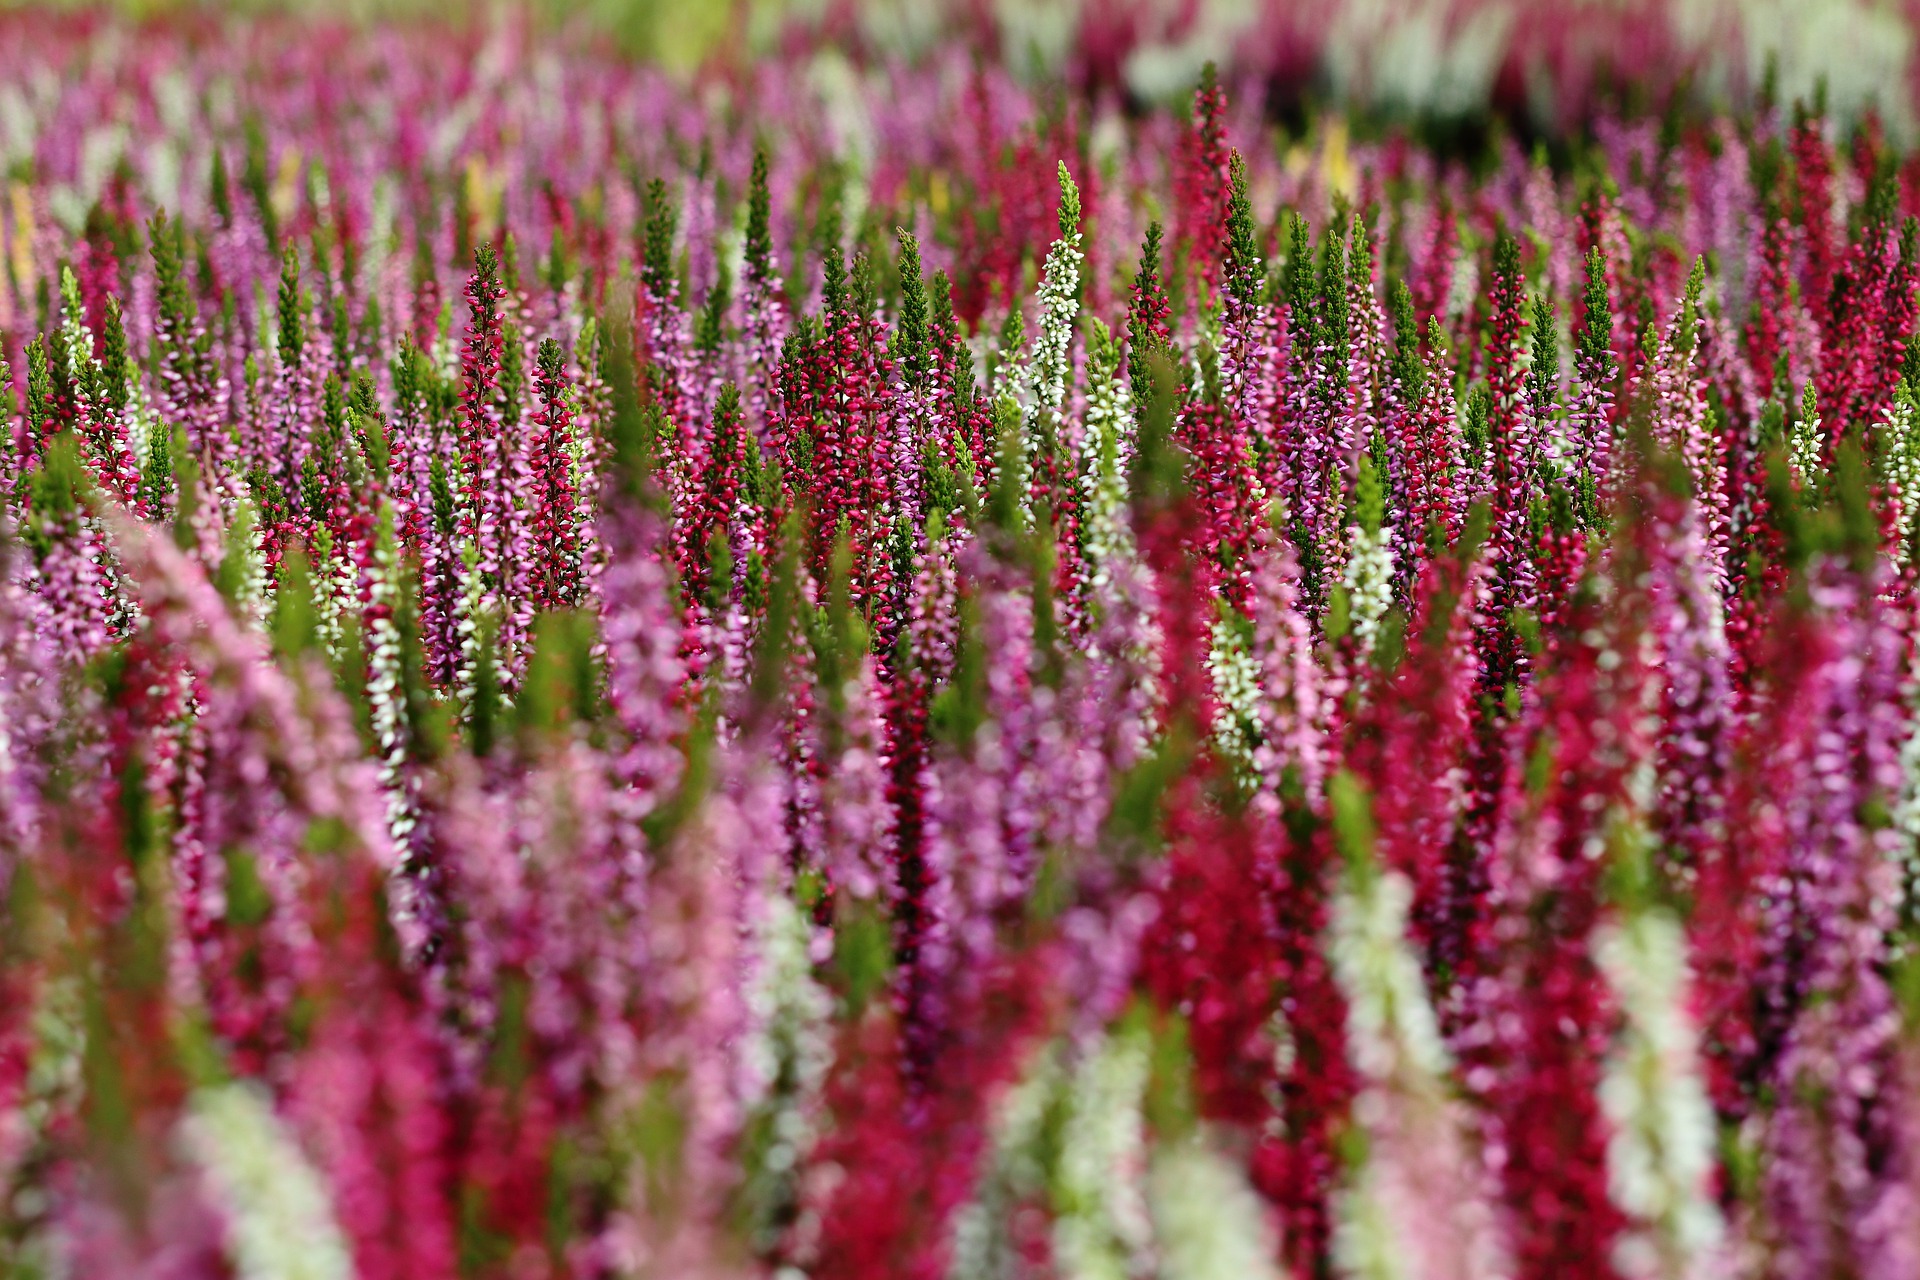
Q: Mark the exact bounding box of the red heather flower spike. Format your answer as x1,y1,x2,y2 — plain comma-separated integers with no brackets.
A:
778,277,894,602
1579,191,1639,396
1343,540,1481,954
1744,218,1797,394
1178,385,1259,599
1817,204,1916,435
288,976,458,1280
1139,719,1354,1271
1410,201,1457,334
1791,110,1839,331
525,338,581,613
801,949,1059,1280
1484,232,1531,498
928,271,990,475
888,525,957,1065
458,242,507,582
1477,572,1653,1280
1137,785,1281,1123
1175,61,1231,302
1256,819,1357,1274
1134,379,1217,737
1395,316,1466,565
679,383,745,606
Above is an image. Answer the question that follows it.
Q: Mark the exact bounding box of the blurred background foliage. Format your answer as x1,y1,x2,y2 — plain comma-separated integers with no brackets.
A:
1,0,1916,136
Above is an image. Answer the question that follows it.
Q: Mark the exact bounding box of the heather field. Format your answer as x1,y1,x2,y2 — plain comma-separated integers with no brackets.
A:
8,3,1920,1277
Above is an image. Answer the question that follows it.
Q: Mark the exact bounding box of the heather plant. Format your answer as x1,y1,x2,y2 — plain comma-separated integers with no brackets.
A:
9,9,1920,1280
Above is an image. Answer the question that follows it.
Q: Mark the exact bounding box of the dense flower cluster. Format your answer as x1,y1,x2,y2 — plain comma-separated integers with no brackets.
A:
8,11,1920,1279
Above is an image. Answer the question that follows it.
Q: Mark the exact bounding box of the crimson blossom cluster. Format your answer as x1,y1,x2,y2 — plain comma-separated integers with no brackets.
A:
5,13,1920,1280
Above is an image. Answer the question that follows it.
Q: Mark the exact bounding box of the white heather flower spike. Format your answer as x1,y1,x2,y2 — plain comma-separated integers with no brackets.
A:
1328,773,1510,1280
1340,522,1396,665
1015,160,1084,529
1879,384,1920,568
179,1082,354,1280
1208,606,1262,779
365,501,417,863
1080,317,1137,584
1148,1132,1284,1280
1788,381,1823,492
1053,1024,1156,1280
226,495,271,630
1597,909,1727,1280
736,890,834,1252
951,1027,1158,1280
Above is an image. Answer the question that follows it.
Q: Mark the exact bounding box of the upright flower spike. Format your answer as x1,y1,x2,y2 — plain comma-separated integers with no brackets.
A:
641,175,701,443
1638,260,1728,595
1474,571,1649,1280
928,268,990,474
263,241,321,508
1572,246,1617,501
1485,232,1530,498
1394,305,1465,577
1343,531,1482,971
1019,162,1084,525
887,229,935,621
1128,221,1174,410
21,434,116,663
181,1081,357,1280
1737,540,1911,1279
22,335,57,474
1278,217,1355,594
892,229,932,393
1176,61,1231,301
1218,150,1274,447
1526,294,1561,470
526,338,582,613
365,500,420,869
681,383,745,610
1080,319,1136,582
1336,447,1396,673
1341,216,1389,476
457,242,507,583
741,148,788,440
64,286,142,510
1473,237,1543,721
1790,104,1838,332
594,320,688,817
1242,535,1327,806
1596,897,1728,1280
802,549,895,912
1879,381,1920,567
1326,772,1510,1280
1181,354,1259,593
